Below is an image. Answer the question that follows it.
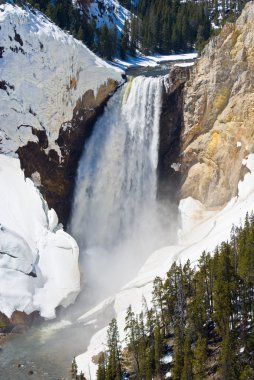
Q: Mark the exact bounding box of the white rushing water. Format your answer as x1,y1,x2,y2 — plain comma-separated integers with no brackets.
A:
0,76,175,380
70,75,172,301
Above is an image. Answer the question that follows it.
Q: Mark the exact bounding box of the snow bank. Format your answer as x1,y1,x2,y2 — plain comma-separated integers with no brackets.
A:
113,53,197,70
0,3,123,156
77,154,254,379
0,155,80,319
88,0,131,32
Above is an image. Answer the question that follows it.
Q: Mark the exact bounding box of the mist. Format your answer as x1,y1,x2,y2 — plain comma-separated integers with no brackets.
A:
0,75,179,380
69,75,178,312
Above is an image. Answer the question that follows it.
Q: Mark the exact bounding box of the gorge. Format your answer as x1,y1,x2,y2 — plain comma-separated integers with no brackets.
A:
1,1,254,379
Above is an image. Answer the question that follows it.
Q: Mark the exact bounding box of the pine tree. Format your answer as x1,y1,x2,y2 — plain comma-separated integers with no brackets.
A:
97,352,106,380
154,324,163,377
124,306,141,378
105,319,122,380
219,330,238,380
172,323,184,380
193,334,207,380
71,357,78,379
181,332,193,380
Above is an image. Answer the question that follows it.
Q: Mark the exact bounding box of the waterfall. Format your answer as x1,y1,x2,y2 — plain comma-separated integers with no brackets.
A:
70,76,172,298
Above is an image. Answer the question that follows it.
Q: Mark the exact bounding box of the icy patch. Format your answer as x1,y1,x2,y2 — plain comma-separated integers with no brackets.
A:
0,155,80,318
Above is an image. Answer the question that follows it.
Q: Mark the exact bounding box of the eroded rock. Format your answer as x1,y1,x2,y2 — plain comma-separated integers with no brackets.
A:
179,2,254,207
17,79,119,225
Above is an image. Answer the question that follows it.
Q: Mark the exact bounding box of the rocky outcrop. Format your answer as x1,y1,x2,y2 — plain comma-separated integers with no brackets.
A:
158,66,190,202
0,3,124,225
178,1,254,207
18,79,120,225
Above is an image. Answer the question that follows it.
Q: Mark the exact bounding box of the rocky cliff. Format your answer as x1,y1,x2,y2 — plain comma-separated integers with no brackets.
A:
158,66,190,202
178,1,254,208
0,3,124,225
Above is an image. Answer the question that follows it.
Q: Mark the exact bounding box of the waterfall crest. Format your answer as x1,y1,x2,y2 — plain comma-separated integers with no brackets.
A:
70,76,172,297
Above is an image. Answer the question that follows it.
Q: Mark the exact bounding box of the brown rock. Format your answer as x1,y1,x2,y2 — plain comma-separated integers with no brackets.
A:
179,1,254,207
17,79,120,225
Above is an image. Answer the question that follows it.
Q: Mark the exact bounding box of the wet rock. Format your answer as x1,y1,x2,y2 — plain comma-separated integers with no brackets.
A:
158,66,190,202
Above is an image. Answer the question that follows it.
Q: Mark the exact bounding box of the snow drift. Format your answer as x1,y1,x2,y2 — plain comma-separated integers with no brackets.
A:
0,154,80,319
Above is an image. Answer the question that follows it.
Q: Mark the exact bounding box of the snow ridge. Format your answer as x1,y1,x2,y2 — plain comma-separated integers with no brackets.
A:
0,3,123,157
0,155,80,319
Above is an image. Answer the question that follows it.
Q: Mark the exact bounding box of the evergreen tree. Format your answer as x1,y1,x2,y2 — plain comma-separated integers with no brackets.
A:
71,357,78,379
154,324,163,377
181,332,194,380
219,330,238,380
97,352,106,380
193,334,207,380
105,319,122,380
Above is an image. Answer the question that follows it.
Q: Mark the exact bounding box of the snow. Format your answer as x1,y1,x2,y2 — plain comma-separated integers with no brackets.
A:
0,155,80,319
174,62,195,67
88,0,132,33
237,141,242,148
77,154,254,379
161,353,173,365
0,3,124,157
113,53,197,70
171,162,181,172
165,372,172,379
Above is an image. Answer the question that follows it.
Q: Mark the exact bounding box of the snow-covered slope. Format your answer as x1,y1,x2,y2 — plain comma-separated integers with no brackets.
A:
0,154,80,319
76,154,254,378
0,2,124,224
0,3,123,157
80,0,132,33
0,3,125,319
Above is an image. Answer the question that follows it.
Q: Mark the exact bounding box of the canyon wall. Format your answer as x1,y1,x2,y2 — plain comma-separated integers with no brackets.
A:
179,1,254,207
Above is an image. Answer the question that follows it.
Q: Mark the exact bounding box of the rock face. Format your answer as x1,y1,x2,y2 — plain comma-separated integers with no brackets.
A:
158,66,190,202
0,3,124,225
179,1,254,208
17,78,120,225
